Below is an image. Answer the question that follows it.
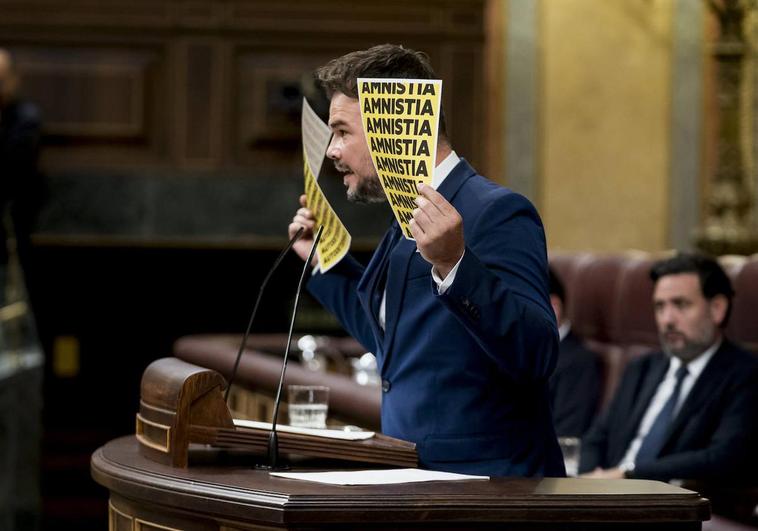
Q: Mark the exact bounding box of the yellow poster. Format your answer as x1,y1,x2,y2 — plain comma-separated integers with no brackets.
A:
358,78,442,239
301,98,351,272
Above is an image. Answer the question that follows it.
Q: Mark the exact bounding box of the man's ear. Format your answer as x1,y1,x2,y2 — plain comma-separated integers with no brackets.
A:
708,294,728,327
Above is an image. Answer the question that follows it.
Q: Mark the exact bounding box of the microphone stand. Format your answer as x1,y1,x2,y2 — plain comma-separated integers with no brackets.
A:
224,227,304,403
265,225,323,470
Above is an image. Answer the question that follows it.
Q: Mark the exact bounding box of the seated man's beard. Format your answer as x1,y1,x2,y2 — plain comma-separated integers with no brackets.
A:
348,174,386,204
660,327,716,362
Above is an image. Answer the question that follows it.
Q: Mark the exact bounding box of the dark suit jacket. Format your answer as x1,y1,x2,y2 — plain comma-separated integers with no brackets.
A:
549,331,601,437
0,99,43,265
308,159,565,477
0,99,42,211
579,340,758,482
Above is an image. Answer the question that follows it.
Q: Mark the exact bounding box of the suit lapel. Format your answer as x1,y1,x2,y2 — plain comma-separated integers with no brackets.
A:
380,159,477,366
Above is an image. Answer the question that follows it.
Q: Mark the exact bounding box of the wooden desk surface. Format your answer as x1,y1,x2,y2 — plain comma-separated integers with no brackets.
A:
92,436,710,530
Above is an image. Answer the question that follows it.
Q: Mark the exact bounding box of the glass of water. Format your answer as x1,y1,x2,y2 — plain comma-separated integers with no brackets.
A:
558,436,581,477
287,385,329,428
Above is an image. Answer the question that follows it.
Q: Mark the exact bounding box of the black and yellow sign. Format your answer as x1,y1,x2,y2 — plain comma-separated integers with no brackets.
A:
358,78,442,239
301,98,351,271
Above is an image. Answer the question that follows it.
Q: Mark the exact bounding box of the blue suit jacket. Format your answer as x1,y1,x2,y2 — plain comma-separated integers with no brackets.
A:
308,159,565,476
579,340,758,482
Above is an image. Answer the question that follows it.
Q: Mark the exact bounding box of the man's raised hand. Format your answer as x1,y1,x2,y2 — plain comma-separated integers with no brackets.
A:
409,183,464,279
288,194,318,265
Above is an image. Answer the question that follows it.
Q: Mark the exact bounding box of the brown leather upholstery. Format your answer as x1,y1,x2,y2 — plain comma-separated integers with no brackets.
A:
568,255,627,344
173,334,381,430
726,257,758,353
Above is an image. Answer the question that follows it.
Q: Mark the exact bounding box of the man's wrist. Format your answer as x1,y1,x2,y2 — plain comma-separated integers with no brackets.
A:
432,250,465,295
437,252,464,278
620,462,635,479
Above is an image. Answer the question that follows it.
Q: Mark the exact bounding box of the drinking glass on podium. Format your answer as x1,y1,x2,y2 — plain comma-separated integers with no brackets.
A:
558,436,580,477
287,385,329,428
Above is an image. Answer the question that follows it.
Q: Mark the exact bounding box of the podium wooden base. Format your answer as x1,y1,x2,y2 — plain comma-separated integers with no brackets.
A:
92,436,710,530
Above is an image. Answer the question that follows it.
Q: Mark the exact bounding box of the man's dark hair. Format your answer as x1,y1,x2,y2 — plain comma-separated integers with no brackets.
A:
650,252,735,327
548,266,565,305
315,43,447,136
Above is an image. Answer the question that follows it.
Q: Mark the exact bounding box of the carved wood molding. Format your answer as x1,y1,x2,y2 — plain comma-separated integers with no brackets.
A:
0,0,484,37
1,0,487,173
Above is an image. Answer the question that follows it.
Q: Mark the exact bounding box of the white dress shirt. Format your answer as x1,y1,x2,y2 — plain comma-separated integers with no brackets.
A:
617,339,721,470
558,321,571,342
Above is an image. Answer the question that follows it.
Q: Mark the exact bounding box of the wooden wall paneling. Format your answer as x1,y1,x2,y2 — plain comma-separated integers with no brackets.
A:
0,0,173,29
217,40,235,169
12,43,170,168
172,0,228,30
176,39,224,168
22,61,144,138
0,0,484,37
226,0,475,37
433,42,486,172
232,46,337,167
450,44,485,171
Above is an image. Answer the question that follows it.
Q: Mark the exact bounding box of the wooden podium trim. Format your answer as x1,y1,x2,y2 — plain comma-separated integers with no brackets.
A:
108,499,133,530
136,413,171,454
136,357,416,468
135,517,182,531
92,437,711,530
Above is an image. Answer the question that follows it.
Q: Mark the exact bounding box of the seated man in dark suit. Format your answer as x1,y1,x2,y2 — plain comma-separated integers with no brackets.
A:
579,253,758,482
548,267,601,438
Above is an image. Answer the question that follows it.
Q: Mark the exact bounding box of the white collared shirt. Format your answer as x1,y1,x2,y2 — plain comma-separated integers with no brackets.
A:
617,339,721,469
379,150,460,329
558,321,571,342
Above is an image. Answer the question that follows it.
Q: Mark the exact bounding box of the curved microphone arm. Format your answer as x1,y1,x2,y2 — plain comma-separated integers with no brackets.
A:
267,224,324,469
224,226,305,402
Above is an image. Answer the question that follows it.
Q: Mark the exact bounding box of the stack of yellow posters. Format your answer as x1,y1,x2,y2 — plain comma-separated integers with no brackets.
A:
358,78,442,239
301,98,351,272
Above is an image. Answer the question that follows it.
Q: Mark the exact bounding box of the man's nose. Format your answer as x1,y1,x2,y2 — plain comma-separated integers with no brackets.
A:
658,305,677,328
326,136,339,160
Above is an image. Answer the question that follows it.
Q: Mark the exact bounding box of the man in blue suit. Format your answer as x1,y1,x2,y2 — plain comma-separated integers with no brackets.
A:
289,44,564,477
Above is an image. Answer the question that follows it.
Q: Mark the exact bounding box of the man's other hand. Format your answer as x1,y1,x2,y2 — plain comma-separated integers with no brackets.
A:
288,194,318,266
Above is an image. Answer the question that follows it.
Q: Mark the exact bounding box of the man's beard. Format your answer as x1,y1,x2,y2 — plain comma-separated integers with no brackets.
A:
660,326,716,362
335,162,386,204
348,174,386,204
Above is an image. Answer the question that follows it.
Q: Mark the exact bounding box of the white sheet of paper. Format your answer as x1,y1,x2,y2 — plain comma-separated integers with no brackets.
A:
301,98,332,179
269,468,489,485
232,419,375,441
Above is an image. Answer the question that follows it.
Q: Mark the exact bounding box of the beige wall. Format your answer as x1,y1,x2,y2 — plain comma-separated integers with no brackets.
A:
540,0,673,252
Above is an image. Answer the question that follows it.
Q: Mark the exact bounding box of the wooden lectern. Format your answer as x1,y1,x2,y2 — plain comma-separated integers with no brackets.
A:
135,357,416,468
90,356,711,530
93,436,710,530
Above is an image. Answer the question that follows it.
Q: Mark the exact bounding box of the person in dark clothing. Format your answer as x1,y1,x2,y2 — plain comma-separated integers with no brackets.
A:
579,253,758,482
548,266,601,438
0,48,44,531
0,48,43,303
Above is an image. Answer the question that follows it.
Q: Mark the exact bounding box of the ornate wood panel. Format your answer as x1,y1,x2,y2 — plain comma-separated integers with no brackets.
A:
1,0,487,174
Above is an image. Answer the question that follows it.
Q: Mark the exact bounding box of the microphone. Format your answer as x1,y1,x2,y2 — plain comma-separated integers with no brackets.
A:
224,226,304,402
266,224,324,470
